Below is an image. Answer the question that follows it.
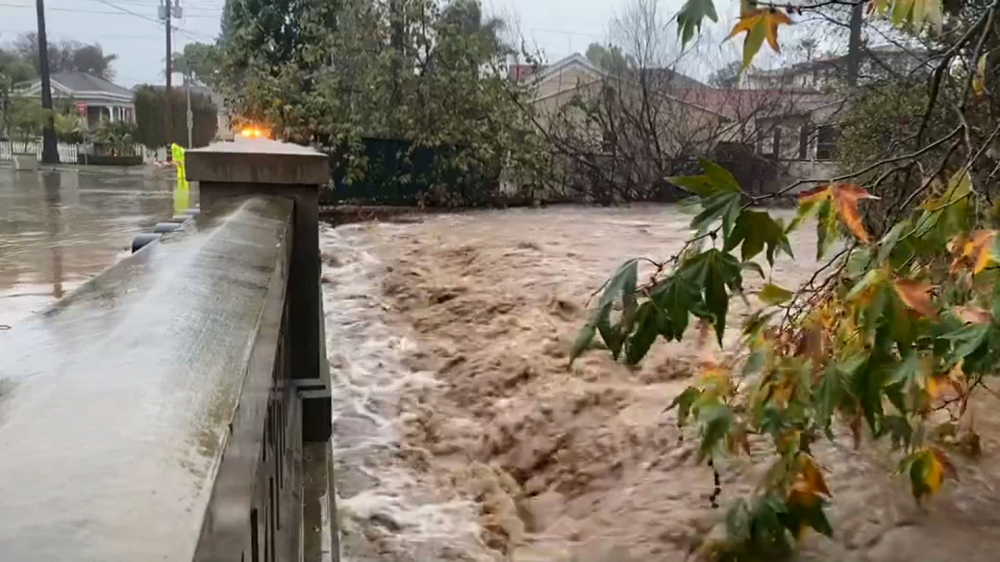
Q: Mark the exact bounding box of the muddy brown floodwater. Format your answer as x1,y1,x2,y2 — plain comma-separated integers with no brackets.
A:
321,205,1000,562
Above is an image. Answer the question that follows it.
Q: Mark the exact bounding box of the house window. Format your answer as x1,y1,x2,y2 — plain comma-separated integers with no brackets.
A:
815,125,839,161
759,126,780,158
798,125,810,160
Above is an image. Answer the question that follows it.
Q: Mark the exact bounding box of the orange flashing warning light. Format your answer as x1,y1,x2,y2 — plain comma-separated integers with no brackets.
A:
240,127,264,138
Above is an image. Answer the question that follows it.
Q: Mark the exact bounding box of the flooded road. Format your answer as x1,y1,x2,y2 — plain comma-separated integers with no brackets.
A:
321,206,1000,562
0,168,187,326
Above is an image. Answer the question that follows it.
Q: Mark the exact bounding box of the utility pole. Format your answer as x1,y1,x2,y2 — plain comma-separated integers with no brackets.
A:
185,72,192,148
846,2,864,86
35,0,58,164
160,1,182,156
163,0,173,156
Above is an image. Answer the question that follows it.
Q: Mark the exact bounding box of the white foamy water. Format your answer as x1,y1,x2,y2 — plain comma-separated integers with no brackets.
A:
320,223,501,562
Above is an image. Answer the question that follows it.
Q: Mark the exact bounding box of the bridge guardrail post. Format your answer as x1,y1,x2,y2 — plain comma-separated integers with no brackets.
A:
188,139,337,560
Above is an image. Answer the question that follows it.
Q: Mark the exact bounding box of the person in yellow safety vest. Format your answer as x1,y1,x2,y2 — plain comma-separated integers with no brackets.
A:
171,143,190,214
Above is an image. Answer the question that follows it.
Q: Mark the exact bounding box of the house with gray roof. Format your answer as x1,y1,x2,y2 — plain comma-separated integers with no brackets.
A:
15,72,135,131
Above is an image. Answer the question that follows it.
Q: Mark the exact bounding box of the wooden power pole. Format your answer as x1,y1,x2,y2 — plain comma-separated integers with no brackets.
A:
846,2,864,86
163,0,173,156
35,0,59,164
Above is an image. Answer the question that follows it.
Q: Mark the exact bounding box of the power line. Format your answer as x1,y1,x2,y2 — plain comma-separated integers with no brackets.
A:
0,2,157,17
3,1,216,40
0,27,169,39
85,0,162,24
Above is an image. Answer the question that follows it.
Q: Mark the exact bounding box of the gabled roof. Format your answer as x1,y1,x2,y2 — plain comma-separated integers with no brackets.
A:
529,53,707,90
15,72,134,103
527,53,603,87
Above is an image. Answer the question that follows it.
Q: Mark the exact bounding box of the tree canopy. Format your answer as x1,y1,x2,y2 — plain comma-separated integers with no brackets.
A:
218,0,548,202
11,33,118,80
172,43,223,89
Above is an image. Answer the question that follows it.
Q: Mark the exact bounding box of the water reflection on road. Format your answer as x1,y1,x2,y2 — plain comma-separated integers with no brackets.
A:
0,168,190,326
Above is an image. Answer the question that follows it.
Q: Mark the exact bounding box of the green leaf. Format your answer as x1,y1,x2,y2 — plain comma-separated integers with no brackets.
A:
725,210,793,265
883,415,913,449
625,302,660,365
876,221,907,265
597,315,624,360
679,249,743,344
597,259,639,312
666,386,702,427
816,197,839,259
846,268,887,301
569,323,596,366
697,401,734,463
742,260,766,279
650,275,700,340
892,0,915,26
783,498,834,538
667,159,739,198
759,283,793,305
699,157,739,192
787,191,825,234
676,0,718,47
692,192,742,237
939,323,990,361
814,365,845,430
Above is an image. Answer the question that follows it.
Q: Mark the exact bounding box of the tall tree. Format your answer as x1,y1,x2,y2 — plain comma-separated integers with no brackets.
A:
172,43,222,89
13,33,117,79
585,42,636,73
0,47,36,135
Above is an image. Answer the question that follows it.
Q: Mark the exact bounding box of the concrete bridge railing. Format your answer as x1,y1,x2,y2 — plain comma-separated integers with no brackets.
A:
0,139,336,561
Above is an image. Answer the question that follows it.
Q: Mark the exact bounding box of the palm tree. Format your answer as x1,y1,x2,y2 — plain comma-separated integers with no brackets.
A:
440,0,507,55
800,38,818,63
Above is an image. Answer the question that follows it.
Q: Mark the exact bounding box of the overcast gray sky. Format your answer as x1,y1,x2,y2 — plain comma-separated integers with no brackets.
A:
1,0,786,88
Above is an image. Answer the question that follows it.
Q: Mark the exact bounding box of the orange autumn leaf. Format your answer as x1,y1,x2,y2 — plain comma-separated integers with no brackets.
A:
972,230,997,274
797,184,878,242
893,278,937,318
926,374,945,400
798,184,830,203
790,454,831,507
797,454,831,496
953,305,991,324
830,184,878,243
955,230,998,274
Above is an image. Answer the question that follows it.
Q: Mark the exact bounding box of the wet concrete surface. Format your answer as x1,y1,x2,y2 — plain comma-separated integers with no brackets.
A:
0,197,292,560
0,167,195,326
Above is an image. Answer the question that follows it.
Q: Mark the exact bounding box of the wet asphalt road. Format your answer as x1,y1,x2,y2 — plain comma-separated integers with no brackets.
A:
0,167,189,326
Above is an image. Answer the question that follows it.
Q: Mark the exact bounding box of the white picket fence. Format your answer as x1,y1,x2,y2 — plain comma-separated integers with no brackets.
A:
0,140,158,164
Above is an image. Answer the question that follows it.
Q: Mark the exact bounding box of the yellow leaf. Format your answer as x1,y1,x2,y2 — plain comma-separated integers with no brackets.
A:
763,9,792,52
726,8,792,70
698,361,731,396
798,454,831,496
887,0,942,31
893,278,937,318
830,183,878,243
924,450,945,493
961,230,998,274
974,50,991,98
926,373,943,400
